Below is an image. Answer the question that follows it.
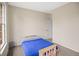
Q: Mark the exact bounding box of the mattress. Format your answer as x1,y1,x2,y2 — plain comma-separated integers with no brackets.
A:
21,38,53,56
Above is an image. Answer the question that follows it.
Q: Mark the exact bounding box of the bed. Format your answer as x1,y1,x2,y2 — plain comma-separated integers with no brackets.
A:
21,35,57,56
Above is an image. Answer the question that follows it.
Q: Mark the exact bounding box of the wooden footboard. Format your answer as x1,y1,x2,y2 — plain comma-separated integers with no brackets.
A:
39,44,57,56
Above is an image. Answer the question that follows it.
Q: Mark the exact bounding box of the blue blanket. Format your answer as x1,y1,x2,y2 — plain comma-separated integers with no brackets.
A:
21,38,53,56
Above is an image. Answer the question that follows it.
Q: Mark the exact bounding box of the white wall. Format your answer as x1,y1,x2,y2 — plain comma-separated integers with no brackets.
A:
52,3,79,52
8,5,52,46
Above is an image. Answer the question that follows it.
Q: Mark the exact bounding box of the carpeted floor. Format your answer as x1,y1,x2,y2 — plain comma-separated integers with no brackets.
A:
7,45,79,56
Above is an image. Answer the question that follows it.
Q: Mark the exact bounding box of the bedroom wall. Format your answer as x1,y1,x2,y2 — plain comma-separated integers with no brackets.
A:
52,3,79,52
8,5,52,46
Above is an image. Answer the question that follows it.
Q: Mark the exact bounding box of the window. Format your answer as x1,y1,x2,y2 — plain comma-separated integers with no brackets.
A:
0,3,2,46
0,3,7,51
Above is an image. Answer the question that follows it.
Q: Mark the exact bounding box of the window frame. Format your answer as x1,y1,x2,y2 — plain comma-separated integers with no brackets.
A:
0,2,7,53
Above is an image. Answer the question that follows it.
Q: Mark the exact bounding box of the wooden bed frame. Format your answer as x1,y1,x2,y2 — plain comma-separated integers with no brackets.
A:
25,35,57,56
39,44,57,56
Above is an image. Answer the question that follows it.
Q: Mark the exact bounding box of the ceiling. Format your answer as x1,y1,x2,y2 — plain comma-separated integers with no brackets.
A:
8,2,69,14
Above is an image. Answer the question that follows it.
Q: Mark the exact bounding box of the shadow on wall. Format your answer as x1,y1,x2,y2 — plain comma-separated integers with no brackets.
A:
9,41,15,47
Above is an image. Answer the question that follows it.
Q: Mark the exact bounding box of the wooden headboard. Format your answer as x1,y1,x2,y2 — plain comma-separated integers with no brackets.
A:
25,35,39,38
